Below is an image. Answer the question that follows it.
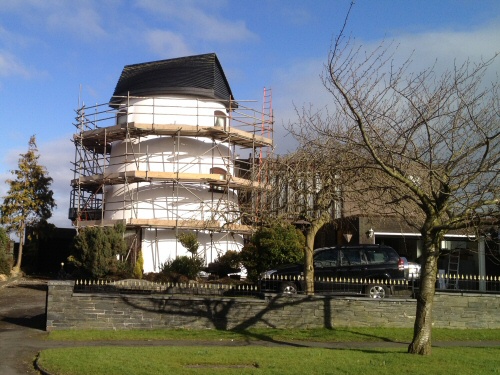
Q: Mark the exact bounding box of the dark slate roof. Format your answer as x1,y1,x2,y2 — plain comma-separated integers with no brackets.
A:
110,53,235,108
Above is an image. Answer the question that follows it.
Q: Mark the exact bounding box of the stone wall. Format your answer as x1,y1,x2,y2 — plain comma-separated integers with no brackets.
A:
46,280,500,331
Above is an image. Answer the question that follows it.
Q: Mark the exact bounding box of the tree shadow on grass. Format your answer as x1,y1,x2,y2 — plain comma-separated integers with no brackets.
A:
69,286,411,349
334,328,409,344
121,293,328,348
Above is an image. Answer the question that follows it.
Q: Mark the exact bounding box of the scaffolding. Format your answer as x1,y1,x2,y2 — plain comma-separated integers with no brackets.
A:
69,92,274,241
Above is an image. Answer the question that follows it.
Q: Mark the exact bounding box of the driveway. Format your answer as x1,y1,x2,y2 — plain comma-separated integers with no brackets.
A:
0,277,49,375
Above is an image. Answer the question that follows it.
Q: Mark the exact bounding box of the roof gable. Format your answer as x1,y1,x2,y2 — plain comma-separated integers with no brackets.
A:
110,53,234,106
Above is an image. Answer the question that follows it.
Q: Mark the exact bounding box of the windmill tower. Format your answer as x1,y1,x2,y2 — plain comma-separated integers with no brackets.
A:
69,53,273,273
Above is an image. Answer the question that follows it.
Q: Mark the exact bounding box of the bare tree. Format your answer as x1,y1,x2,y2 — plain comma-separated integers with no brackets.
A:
265,148,341,294
291,28,500,354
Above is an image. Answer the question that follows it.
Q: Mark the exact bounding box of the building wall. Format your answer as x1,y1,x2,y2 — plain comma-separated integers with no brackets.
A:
104,96,243,272
46,281,500,331
141,229,243,272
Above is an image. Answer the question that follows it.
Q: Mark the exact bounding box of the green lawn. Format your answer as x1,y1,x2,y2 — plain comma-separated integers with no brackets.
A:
37,346,500,375
39,328,500,375
47,327,500,344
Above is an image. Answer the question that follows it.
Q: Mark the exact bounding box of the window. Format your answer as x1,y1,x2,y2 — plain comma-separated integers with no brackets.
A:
214,110,227,130
314,249,338,267
209,167,227,193
342,249,363,265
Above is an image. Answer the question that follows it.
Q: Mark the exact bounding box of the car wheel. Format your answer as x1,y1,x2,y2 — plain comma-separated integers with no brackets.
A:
366,284,388,299
280,281,298,295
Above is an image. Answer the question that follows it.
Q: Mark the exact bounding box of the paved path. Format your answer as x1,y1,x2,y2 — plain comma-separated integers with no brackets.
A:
0,277,49,375
1,276,499,375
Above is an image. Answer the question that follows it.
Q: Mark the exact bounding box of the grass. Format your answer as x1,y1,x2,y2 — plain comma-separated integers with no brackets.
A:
46,327,500,344
39,328,500,374
37,346,500,375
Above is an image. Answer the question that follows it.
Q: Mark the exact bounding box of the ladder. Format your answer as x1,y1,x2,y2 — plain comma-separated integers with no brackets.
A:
446,250,460,289
261,87,273,159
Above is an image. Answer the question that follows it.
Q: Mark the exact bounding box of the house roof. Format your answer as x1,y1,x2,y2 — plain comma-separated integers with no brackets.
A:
338,215,475,238
110,53,235,107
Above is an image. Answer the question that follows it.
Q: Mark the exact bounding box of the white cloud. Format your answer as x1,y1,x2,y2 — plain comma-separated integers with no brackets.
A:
45,4,107,40
136,0,257,43
377,25,500,81
0,51,32,78
0,0,107,41
281,7,312,27
268,22,500,154
145,30,192,58
38,137,74,228
268,58,330,154
184,11,256,43
0,24,32,48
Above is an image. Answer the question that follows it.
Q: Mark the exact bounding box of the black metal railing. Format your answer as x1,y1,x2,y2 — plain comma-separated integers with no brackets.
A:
433,273,500,293
71,273,500,298
258,275,411,297
73,279,260,297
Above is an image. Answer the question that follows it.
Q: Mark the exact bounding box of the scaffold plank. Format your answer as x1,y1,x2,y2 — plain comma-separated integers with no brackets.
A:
71,170,268,190
74,218,253,234
75,122,273,152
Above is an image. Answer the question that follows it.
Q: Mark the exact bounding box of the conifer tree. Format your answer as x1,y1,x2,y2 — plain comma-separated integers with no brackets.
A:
0,226,10,276
0,136,56,274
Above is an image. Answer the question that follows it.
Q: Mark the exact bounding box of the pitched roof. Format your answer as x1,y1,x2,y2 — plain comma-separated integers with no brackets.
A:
110,53,235,107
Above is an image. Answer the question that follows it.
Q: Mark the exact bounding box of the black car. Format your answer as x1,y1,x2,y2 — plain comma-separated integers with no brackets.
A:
259,244,409,298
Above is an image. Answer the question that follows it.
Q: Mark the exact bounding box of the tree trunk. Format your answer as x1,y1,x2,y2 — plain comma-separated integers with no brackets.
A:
304,217,329,295
408,237,439,355
304,230,315,295
11,225,25,276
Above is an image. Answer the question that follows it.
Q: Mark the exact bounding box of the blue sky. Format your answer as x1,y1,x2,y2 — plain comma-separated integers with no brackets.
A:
1,0,499,229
